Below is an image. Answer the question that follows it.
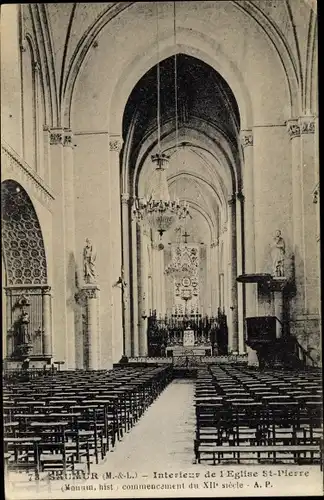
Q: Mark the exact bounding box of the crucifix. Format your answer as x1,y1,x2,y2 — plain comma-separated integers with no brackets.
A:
182,230,190,244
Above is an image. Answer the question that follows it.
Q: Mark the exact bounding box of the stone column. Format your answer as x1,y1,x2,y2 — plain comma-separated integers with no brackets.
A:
109,137,124,360
236,191,245,353
139,227,149,355
228,195,238,352
241,130,257,317
63,129,76,368
42,286,52,357
82,285,100,370
49,129,68,363
131,219,139,356
287,119,304,313
121,192,132,357
299,116,318,314
205,242,212,315
210,240,219,314
152,239,165,315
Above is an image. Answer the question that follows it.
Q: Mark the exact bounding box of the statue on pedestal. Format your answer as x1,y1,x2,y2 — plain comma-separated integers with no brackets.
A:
272,229,286,277
20,310,31,344
83,238,97,284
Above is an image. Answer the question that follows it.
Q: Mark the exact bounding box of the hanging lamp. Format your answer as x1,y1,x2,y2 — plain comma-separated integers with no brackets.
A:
132,2,190,238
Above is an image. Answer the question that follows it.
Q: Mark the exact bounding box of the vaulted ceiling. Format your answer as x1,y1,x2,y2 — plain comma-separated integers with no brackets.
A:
24,1,317,125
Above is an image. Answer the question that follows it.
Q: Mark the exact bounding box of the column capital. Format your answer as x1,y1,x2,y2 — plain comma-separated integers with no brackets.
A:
286,119,300,139
236,191,244,202
63,129,74,148
121,192,130,204
41,286,52,295
33,61,41,73
109,137,123,152
81,285,100,300
240,130,253,148
299,116,315,135
49,128,64,146
228,194,236,205
20,39,27,53
210,238,219,248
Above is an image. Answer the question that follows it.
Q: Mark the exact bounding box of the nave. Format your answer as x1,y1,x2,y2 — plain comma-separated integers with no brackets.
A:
4,362,323,498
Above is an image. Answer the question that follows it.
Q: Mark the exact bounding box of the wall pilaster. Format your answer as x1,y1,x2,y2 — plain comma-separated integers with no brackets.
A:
241,130,257,317
109,136,124,360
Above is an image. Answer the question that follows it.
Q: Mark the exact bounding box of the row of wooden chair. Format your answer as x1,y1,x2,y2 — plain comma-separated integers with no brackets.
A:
194,365,322,465
3,365,173,479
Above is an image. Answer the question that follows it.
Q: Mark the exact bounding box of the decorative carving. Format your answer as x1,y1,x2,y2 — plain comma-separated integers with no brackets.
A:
33,61,40,73
271,229,286,277
240,131,253,148
1,141,54,207
76,286,100,303
41,286,52,295
236,191,245,202
286,120,300,139
50,132,63,146
109,138,122,152
300,117,315,135
83,238,97,284
2,180,48,285
84,288,99,299
228,195,236,205
20,39,27,52
121,193,130,204
63,131,73,147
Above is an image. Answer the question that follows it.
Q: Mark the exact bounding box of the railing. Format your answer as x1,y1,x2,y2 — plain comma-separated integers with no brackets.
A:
293,337,317,368
128,354,248,366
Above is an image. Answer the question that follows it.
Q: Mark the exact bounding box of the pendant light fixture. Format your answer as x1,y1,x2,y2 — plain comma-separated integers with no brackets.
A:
132,2,190,239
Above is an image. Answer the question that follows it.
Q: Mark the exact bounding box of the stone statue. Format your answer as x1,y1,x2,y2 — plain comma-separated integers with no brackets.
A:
19,310,31,344
272,229,286,277
83,238,97,284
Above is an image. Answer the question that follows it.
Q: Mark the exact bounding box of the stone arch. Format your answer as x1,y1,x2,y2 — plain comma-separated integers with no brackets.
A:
108,27,253,134
1,180,48,286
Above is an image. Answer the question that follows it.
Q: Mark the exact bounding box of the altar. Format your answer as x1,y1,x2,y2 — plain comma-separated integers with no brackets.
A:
166,328,212,357
147,311,228,357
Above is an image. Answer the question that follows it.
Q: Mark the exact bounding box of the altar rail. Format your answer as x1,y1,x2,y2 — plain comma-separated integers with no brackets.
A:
128,355,248,365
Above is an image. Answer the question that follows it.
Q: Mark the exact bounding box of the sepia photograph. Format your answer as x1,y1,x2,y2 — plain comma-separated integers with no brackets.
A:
1,1,322,498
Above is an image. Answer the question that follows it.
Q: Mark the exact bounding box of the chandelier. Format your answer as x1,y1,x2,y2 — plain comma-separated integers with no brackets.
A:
132,2,189,239
132,154,190,238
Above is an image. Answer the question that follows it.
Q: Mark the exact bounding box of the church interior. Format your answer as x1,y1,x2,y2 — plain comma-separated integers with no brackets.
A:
2,1,322,491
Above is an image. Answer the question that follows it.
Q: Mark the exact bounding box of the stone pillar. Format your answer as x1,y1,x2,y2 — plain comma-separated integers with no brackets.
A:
228,195,238,352
152,239,165,315
49,129,68,363
121,192,132,357
210,240,219,314
131,219,139,356
63,129,76,369
80,285,100,370
287,119,304,312
273,291,283,338
299,116,318,314
236,192,245,353
109,136,124,360
42,286,52,357
241,130,257,317
139,227,149,355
